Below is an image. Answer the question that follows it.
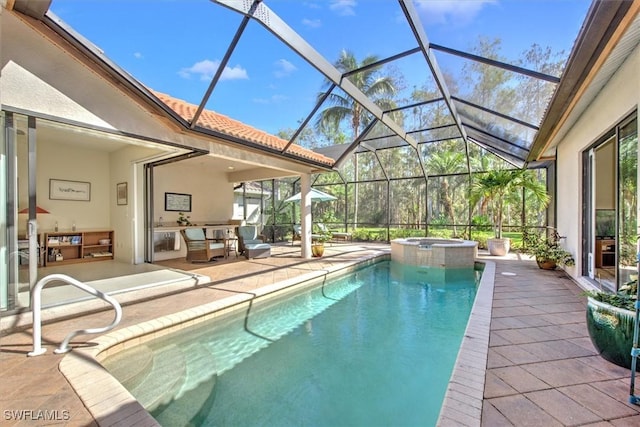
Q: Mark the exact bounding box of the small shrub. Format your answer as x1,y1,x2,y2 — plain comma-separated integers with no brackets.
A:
471,215,492,232
474,234,488,249
587,281,637,311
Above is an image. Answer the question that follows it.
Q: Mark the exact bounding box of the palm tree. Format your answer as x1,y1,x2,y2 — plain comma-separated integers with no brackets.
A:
316,49,399,136
470,169,549,240
316,50,399,226
425,149,466,235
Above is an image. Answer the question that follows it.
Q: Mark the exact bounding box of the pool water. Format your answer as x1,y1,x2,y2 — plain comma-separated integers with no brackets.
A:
103,261,479,426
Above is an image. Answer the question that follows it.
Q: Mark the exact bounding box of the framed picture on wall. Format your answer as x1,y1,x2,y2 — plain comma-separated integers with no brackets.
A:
117,182,128,205
165,192,192,212
49,179,91,201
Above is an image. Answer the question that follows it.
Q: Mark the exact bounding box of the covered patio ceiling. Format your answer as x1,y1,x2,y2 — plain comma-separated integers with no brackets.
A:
15,0,634,176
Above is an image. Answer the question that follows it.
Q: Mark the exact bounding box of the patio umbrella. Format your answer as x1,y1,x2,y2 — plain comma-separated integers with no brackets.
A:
284,188,337,203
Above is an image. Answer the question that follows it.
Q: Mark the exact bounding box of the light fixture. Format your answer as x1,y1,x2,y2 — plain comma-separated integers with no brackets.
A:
18,206,50,214
228,166,235,170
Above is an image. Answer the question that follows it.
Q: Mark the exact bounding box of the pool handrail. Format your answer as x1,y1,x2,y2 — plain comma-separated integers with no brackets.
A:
28,274,123,357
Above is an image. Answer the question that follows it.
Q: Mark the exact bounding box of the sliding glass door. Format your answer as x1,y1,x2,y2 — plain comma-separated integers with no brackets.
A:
583,113,637,291
1,111,39,313
617,115,638,287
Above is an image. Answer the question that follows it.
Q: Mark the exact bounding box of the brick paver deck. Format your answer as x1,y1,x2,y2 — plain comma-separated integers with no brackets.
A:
481,258,640,426
1,244,639,426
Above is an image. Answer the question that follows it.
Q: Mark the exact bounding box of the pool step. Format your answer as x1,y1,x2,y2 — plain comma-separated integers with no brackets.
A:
152,346,217,427
177,342,218,398
128,344,187,412
102,344,154,390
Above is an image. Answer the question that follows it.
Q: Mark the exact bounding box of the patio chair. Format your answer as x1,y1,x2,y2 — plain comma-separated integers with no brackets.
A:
325,223,353,242
292,224,302,246
316,222,352,243
236,225,267,255
292,224,326,245
180,228,226,263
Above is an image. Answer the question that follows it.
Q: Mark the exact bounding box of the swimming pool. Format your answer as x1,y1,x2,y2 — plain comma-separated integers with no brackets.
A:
102,260,480,426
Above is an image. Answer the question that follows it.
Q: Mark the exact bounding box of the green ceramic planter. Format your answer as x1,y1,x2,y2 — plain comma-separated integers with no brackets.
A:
586,296,638,370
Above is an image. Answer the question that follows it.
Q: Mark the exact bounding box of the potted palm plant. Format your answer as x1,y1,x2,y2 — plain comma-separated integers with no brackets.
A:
470,169,549,256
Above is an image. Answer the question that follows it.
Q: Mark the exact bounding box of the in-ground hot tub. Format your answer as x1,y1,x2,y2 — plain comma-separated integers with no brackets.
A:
391,237,478,268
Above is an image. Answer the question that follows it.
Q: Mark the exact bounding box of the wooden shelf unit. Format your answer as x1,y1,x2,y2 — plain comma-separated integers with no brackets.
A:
595,238,615,268
44,230,114,266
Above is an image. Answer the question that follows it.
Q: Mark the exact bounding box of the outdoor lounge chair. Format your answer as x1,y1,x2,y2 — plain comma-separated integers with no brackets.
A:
180,228,226,263
236,225,269,257
317,223,352,243
292,224,326,245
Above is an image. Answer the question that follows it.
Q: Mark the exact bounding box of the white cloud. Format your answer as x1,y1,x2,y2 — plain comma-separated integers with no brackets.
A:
178,59,248,81
414,0,496,26
274,59,297,78
330,0,356,16
133,52,143,59
253,94,288,104
302,18,322,28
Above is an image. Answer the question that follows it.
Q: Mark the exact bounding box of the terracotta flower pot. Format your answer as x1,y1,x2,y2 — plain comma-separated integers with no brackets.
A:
536,259,557,270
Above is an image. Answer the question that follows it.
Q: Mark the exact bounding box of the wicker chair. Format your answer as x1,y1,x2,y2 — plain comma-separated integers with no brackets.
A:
180,228,226,263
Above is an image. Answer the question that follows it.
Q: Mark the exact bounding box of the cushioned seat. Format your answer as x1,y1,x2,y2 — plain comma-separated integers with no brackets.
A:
331,231,352,242
292,224,324,245
180,228,226,263
244,243,271,259
317,222,352,242
236,225,266,255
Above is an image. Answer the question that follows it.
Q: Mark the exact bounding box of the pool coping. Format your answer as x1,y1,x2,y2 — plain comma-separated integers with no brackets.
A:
437,260,494,426
59,255,493,426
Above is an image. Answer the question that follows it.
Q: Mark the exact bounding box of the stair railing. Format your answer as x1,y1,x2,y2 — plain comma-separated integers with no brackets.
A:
28,274,123,357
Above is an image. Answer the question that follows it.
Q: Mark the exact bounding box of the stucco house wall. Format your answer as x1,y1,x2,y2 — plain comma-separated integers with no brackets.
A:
153,161,235,226
555,42,640,284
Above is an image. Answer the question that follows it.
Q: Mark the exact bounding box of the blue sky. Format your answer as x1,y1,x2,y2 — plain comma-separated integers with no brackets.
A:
49,0,591,136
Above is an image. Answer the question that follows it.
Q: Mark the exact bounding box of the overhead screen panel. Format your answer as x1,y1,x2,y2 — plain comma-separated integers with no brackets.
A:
48,0,592,170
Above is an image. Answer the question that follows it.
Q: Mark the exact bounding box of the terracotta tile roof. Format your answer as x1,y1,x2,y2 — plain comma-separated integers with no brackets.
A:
152,91,334,166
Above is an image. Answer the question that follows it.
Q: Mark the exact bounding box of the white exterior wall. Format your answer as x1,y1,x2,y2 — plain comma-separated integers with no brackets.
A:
555,44,640,283
153,161,235,225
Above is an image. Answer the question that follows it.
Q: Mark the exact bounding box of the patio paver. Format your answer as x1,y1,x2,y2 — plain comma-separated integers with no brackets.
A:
483,257,640,426
2,246,640,426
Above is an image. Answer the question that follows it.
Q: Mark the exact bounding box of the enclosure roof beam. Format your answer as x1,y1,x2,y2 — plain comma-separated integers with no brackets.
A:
468,138,524,168
333,120,378,168
191,1,259,128
214,0,418,151
430,43,561,83
451,96,540,130
399,0,469,145
361,122,457,143
386,97,445,114
283,83,336,153
342,47,422,78
464,123,529,158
